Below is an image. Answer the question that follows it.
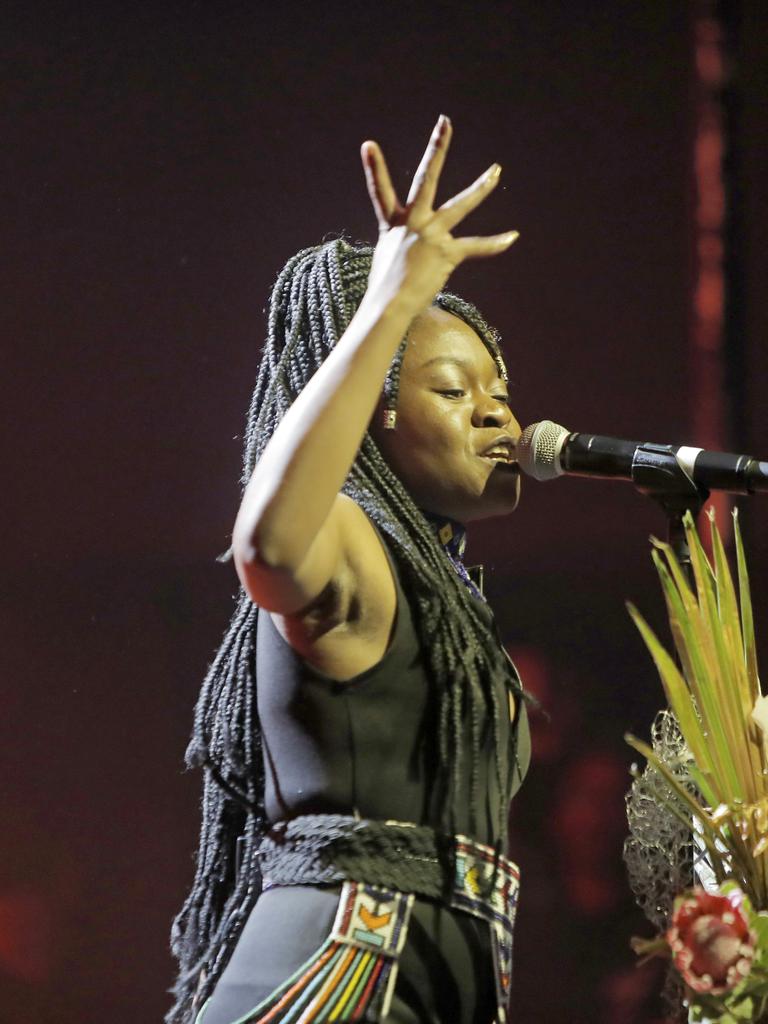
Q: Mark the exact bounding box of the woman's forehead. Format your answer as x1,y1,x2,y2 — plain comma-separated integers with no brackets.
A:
403,307,504,380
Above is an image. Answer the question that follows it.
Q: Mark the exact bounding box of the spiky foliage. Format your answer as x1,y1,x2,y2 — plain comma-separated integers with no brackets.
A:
626,508,767,909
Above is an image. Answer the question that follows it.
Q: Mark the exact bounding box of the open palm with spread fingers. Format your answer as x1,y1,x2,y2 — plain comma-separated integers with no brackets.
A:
360,115,518,318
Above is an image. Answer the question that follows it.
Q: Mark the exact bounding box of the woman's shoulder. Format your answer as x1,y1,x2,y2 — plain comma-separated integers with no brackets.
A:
266,495,399,682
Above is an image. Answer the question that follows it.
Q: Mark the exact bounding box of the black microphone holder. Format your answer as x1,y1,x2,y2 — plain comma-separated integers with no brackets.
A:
630,443,709,587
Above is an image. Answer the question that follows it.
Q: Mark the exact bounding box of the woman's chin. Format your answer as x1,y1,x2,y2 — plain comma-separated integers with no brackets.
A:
485,468,521,511
464,476,521,521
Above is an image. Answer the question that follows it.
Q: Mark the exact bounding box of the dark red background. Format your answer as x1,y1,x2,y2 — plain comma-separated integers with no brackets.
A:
2,2,767,1022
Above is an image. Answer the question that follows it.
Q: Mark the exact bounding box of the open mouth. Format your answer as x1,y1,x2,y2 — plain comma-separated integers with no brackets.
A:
480,453,518,472
479,456,520,475
487,458,518,473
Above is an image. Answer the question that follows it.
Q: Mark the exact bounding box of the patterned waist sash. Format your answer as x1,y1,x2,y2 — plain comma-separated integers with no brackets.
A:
244,813,521,1024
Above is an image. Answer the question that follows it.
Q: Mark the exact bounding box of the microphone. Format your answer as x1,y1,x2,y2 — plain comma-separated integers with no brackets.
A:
517,420,768,495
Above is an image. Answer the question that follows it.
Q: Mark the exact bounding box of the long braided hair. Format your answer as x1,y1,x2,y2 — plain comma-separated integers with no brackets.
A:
167,239,526,1023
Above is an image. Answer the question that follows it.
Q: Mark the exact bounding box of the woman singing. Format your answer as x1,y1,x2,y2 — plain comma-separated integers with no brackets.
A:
168,115,532,1024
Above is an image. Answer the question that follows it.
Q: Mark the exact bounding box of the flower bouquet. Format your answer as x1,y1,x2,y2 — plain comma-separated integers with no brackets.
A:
624,509,768,1023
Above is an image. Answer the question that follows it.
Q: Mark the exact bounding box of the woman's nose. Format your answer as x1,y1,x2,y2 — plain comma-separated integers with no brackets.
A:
473,396,519,435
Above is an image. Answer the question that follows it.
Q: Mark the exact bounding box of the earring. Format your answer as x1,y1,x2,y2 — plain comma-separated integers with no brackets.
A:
382,407,397,430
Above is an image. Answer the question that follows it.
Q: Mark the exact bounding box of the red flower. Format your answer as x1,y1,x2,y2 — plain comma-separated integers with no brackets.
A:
667,887,756,995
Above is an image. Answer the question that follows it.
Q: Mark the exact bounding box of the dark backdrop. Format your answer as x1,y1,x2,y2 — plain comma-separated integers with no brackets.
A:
2,2,767,1022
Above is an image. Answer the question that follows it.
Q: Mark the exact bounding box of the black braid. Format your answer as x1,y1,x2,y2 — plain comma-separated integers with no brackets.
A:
166,239,525,1024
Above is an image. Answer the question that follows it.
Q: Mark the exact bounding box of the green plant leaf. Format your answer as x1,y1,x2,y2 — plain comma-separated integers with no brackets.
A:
734,509,760,705
688,763,718,807
648,534,747,805
685,515,752,804
752,914,768,973
626,603,714,773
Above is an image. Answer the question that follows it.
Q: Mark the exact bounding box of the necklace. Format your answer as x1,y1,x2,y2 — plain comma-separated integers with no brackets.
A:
420,511,486,602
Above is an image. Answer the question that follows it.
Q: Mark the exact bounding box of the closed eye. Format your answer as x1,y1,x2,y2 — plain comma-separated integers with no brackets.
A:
437,389,511,405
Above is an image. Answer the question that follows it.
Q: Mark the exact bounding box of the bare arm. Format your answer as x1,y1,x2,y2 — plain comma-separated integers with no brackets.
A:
232,116,518,614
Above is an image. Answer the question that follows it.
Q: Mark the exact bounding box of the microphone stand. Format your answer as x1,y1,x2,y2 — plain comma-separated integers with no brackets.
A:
630,444,710,1024
630,442,710,586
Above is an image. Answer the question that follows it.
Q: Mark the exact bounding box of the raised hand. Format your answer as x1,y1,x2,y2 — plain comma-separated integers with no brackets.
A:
360,115,518,318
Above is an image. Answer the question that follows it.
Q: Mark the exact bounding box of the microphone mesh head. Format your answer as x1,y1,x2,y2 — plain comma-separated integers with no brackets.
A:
517,420,570,481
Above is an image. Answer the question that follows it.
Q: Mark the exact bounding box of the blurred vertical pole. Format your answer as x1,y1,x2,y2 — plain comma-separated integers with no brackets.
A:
689,0,743,550
687,11,743,1024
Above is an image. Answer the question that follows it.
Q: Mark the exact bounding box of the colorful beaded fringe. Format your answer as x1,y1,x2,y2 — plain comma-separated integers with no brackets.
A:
197,835,520,1024
198,882,413,1024
452,837,520,1020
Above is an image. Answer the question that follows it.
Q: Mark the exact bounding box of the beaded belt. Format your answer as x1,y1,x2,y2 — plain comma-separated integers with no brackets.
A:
232,814,521,1023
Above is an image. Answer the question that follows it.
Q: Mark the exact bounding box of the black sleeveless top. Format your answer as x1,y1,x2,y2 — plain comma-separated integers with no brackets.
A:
256,529,531,850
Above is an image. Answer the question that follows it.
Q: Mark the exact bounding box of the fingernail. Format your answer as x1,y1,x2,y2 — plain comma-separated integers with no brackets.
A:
506,230,520,243
488,163,502,180
436,114,450,134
